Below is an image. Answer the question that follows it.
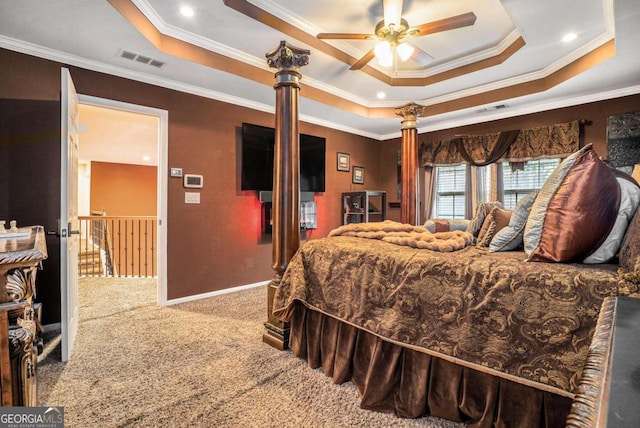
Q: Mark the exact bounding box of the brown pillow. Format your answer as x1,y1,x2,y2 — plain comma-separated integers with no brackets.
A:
424,218,470,233
477,207,512,247
524,144,620,262
467,201,503,237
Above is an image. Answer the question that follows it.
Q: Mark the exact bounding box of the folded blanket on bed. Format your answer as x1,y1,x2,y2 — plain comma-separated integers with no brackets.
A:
328,220,473,252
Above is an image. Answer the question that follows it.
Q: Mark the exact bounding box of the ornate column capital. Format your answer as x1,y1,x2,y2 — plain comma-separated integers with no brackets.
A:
266,41,310,86
395,102,426,129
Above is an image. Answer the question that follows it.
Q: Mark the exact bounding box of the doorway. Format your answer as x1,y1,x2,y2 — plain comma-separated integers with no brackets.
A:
76,95,168,306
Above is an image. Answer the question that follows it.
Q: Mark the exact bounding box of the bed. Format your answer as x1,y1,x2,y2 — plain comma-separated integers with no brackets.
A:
272,145,640,427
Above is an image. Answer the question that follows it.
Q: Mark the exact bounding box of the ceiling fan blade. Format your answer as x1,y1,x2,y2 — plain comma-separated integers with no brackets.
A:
410,44,435,67
350,49,376,70
317,32,376,40
409,12,477,37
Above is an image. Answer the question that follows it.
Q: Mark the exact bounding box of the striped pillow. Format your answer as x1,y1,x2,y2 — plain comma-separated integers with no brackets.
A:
524,144,620,262
489,191,538,252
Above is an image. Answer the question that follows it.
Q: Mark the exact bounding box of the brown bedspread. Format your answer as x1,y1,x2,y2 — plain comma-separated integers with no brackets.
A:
273,236,639,396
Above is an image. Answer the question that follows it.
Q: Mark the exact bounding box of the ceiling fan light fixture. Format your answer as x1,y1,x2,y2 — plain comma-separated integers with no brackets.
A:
374,41,392,58
397,43,414,61
378,54,393,68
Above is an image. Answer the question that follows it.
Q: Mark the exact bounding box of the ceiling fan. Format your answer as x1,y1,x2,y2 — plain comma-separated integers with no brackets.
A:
317,0,476,70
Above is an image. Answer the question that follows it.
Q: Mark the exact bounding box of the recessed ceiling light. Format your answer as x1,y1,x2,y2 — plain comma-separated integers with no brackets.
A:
562,32,577,43
180,5,194,17
142,155,151,162
376,91,386,100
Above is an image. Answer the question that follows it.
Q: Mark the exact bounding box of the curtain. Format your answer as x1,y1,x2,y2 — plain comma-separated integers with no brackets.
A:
420,120,581,167
419,120,581,218
495,163,504,204
465,164,474,219
423,166,436,221
489,164,501,202
455,129,520,167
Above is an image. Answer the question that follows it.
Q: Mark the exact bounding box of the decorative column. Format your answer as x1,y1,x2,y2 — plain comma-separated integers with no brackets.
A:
263,41,310,350
395,102,425,225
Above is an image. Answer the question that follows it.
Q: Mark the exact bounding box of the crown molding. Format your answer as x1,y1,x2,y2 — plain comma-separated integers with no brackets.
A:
1,30,637,142
249,0,524,81
131,0,267,69
0,35,386,139
416,84,640,134
396,29,523,79
415,34,614,107
130,0,376,107
0,35,273,114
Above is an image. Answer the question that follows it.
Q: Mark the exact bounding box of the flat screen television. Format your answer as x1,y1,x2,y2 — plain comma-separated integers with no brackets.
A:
241,123,326,192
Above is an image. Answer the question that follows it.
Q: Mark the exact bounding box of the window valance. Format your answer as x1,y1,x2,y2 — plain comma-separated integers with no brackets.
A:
420,120,581,166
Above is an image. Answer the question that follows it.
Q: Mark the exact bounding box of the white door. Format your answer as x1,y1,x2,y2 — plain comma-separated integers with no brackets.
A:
60,68,79,362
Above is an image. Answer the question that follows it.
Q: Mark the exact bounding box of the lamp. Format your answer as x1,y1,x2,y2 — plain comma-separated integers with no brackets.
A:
374,41,414,67
374,41,393,66
397,42,414,61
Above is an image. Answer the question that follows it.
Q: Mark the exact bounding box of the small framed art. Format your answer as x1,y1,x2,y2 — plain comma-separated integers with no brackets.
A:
337,152,350,172
352,166,364,184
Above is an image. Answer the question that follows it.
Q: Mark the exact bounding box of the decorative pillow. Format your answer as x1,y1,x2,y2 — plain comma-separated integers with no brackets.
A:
584,174,640,263
524,144,621,262
489,191,538,252
424,218,470,233
476,207,512,247
619,203,640,282
467,201,503,237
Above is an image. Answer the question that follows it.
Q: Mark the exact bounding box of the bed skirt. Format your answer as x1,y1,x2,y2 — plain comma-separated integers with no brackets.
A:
289,301,573,428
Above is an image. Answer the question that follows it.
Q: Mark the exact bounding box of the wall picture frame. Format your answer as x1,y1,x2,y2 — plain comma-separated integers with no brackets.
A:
337,152,350,172
352,166,364,184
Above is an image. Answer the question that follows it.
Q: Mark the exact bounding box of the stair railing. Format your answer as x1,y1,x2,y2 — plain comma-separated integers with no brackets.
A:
78,214,157,278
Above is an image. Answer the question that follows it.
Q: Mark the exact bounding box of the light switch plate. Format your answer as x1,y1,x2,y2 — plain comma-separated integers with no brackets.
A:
185,192,200,204
170,167,183,177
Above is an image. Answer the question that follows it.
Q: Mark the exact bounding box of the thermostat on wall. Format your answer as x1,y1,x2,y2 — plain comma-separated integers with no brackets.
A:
183,174,203,188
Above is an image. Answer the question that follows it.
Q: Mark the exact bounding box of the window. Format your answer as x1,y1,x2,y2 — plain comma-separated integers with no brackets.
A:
501,159,559,209
433,164,466,219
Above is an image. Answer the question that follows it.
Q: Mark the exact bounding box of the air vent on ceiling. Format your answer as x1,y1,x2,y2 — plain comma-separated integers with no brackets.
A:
118,49,166,69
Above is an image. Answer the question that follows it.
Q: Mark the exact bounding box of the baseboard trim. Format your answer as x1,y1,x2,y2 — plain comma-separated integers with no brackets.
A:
164,280,269,306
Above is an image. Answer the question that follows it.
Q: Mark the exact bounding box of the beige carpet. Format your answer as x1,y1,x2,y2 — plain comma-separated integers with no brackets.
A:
37,277,464,428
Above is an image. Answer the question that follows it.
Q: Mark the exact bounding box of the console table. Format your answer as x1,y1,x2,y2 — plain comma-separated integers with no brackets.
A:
567,296,640,427
0,226,47,406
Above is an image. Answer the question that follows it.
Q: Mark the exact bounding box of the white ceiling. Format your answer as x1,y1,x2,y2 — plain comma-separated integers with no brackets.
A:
1,0,639,141
78,104,159,166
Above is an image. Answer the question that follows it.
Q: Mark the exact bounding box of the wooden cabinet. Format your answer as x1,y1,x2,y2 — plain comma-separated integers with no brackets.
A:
342,191,386,225
0,226,47,406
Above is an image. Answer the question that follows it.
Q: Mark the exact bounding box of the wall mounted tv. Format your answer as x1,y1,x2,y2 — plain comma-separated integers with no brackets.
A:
241,123,326,192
